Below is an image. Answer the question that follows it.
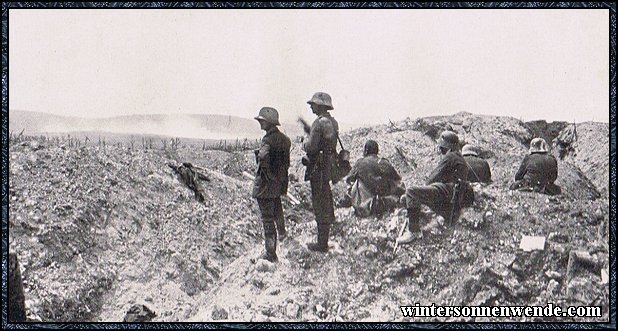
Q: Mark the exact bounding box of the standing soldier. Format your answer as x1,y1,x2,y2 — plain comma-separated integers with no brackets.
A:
252,107,291,262
303,92,339,252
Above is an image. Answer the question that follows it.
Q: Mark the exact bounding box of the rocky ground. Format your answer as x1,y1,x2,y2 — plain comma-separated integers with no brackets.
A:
8,112,610,322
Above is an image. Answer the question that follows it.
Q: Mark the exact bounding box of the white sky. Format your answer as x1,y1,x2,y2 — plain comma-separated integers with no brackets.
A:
9,9,610,125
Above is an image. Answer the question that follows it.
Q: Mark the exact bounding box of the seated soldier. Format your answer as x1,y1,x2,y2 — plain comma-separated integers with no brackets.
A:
462,144,492,183
397,131,474,244
510,138,561,195
345,140,405,217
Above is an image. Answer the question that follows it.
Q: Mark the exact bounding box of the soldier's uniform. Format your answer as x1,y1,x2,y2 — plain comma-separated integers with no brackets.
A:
511,138,561,195
252,107,291,262
462,145,492,183
303,92,339,252
398,131,472,244
405,150,469,225
346,141,404,217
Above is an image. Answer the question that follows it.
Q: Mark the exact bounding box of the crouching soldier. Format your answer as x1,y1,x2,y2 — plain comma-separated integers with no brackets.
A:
345,140,405,217
510,138,561,195
252,107,291,262
462,144,492,183
397,131,473,244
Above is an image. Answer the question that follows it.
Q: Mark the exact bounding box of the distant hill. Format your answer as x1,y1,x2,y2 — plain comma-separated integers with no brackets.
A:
8,110,304,140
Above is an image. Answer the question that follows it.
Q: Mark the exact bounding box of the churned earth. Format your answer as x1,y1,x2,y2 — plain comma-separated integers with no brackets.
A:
8,112,610,322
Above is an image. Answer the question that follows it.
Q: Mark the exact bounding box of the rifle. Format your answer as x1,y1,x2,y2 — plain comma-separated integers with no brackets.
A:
448,179,462,226
298,117,312,180
241,171,301,206
298,117,311,135
393,215,409,255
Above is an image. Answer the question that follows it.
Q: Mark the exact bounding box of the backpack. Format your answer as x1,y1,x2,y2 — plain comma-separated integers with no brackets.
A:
331,134,352,183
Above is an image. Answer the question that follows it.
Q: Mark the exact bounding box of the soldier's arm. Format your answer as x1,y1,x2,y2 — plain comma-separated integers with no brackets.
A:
196,172,211,182
380,158,402,182
346,161,360,185
485,161,492,182
303,120,322,155
549,156,558,182
256,141,271,170
514,155,529,180
284,136,292,169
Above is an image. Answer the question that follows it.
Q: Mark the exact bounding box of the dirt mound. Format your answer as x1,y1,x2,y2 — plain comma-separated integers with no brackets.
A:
552,122,609,198
8,112,609,322
9,139,269,321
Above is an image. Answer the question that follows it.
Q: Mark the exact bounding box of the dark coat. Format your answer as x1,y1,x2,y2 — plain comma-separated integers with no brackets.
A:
252,127,291,199
514,153,558,185
430,150,473,209
303,113,339,182
511,152,561,195
303,113,339,155
426,151,469,198
346,154,402,196
405,150,473,220
464,155,492,183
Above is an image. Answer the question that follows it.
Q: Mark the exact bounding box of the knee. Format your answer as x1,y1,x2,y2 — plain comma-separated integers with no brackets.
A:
404,191,421,209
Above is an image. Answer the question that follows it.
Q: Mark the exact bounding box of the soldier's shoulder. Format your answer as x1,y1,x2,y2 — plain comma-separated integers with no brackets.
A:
327,115,339,130
378,157,393,166
309,118,321,130
279,131,292,145
317,115,334,125
267,130,291,145
261,133,274,144
545,154,558,164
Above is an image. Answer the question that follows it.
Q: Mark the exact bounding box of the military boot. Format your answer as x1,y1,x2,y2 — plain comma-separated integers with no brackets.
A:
260,222,278,262
396,208,423,245
307,224,330,252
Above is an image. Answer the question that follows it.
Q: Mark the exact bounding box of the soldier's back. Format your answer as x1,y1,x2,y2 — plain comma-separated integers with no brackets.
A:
525,153,558,184
464,155,492,183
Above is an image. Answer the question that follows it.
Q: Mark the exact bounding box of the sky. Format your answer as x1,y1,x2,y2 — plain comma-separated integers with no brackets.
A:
9,9,610,126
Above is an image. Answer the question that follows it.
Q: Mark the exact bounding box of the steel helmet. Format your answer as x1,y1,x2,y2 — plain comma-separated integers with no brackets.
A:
254,107,280,126
307,92,334,110
529,138,549,154
438,131,460,151
461,144,478,157
364,140,379,155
